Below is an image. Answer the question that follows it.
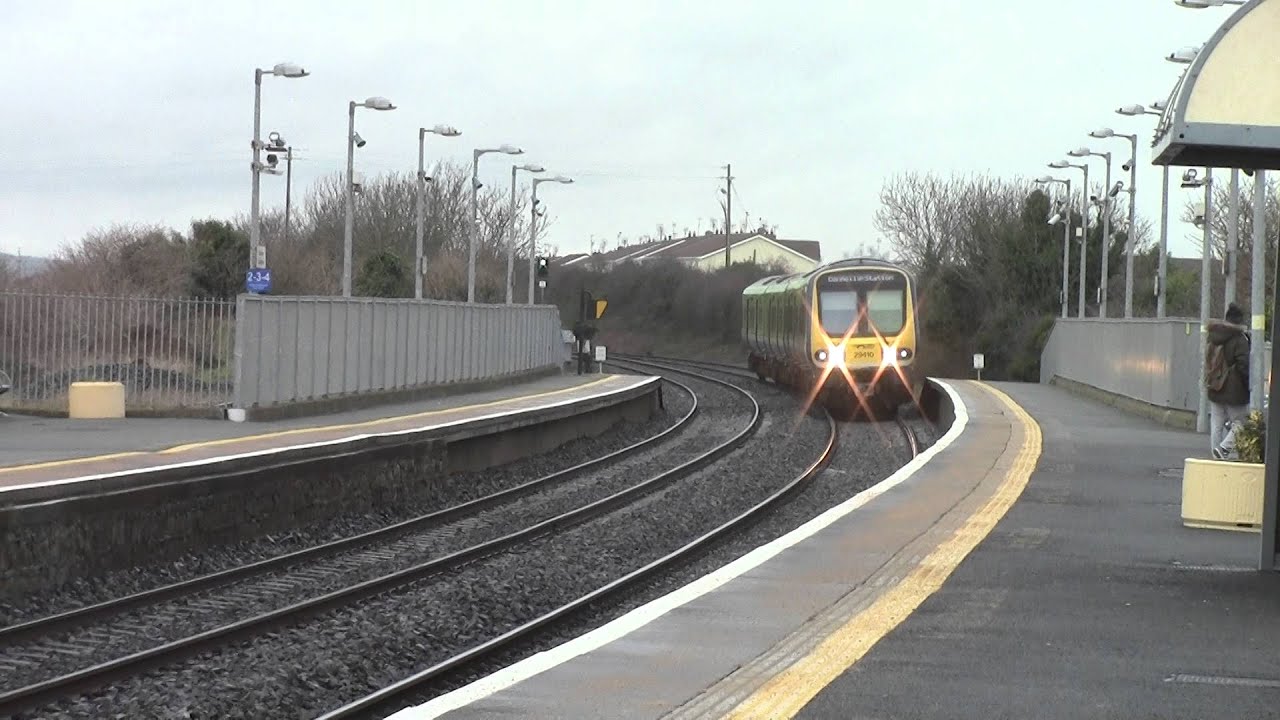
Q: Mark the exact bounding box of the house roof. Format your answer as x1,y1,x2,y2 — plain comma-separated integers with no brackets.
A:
552,231,822,267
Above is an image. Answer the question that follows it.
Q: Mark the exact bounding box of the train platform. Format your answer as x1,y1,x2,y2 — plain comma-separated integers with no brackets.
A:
396,379,1280,720
0,372,656,498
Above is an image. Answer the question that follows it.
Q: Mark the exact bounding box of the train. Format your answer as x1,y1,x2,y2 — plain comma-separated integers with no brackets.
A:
741,257,923,416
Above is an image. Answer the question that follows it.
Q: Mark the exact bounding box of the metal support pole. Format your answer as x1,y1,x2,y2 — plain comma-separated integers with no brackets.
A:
250,69,263,272
1261,172,1280,569
724,163,732,268
1062,180,1072,319
415,128,426,300
469,151,480,304
528,182,539,305
507,166,517,304
1228,168,1240,309
1124,135,1137,318
1100,153,1112,318
1158,165,1170,318
1198,169,1214,434
1079,164,1089,318
284,147,293,247
342,101,356,298
1251,169,1268,413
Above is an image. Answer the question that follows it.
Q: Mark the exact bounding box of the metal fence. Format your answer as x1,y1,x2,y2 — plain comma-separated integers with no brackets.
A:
1040,317,1272,413
232,295,564,409
0,292,236,412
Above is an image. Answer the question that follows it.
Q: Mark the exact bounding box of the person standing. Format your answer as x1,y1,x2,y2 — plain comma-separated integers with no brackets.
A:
1205,302,1251,459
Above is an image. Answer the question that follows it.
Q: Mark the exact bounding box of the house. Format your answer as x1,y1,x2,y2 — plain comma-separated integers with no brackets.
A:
555,230,822,274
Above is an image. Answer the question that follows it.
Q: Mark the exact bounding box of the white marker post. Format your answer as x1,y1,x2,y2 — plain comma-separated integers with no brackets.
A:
973,353,985,381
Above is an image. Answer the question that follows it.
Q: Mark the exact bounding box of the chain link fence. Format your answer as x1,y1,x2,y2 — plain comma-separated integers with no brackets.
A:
0,292,236,413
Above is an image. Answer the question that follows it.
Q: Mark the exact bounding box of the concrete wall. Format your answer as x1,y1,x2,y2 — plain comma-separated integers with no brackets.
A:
1040,318,1271,422
233,295,564,412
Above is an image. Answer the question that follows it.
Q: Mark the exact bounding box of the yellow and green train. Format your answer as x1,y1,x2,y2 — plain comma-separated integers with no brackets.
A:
741,257,922,415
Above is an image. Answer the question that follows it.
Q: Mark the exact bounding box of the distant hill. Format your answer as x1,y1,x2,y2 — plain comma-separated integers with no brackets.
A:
0,252,50,278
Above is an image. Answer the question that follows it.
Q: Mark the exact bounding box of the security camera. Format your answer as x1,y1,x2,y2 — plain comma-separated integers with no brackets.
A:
266,153,278,168
352,132,366,148
267,131,286,149
1182,168,1199,183
351,171,364,194
1048,213,1062,225
1244,168,1256,177
1121,161,1132,172
1109,181,1124,198
473,179,484,190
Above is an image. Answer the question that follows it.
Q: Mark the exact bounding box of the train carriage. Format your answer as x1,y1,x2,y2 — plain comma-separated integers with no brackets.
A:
741,257,922,415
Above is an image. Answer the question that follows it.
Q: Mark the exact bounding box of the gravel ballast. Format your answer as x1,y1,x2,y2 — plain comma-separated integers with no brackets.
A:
15,366,953,719
0,377,754,695
0,382,692,628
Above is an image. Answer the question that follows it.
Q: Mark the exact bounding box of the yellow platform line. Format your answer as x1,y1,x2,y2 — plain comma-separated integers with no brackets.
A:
0,376,617,474
719,382,1043,720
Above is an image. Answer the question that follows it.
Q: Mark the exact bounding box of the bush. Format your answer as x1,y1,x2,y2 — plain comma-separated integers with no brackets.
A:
1236,410,1267,464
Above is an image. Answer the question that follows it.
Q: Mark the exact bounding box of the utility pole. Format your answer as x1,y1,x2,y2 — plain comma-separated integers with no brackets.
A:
724,163,732,268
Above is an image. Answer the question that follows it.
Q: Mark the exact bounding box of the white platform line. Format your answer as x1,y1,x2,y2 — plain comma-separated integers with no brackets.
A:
390,378,971,719
1,375,660,495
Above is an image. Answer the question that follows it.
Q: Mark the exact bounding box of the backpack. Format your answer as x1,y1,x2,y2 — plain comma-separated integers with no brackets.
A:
1205,341,1232,392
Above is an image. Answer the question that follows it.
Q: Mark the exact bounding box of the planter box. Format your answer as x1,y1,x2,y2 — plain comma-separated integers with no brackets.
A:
1181,458,1263,532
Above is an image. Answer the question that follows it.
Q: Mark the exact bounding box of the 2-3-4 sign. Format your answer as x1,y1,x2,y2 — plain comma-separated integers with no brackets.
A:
246,268,272,294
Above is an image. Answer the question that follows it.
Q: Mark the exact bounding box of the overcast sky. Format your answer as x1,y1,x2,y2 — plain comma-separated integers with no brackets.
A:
0,1,1240,264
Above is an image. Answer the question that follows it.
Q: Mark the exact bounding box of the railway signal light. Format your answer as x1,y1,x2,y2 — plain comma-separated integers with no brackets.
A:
536,256,549,278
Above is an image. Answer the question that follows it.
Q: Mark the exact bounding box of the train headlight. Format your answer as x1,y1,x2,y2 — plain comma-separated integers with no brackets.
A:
815,349,828,363
898,348,914,360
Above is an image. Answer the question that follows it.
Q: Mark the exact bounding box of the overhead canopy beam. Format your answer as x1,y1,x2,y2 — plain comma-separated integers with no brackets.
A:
1152,0,1280,170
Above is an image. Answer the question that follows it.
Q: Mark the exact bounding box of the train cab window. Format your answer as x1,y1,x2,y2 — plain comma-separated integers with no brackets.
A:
817,290,858,337
866,289,906,334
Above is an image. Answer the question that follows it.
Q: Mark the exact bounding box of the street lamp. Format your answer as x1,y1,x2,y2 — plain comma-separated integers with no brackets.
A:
1175,0,1245,7
1166,45,1202,64
342,96,397,298
508,163,545,304
470,144,524,303
1036,175,1073,319
528,175,574,305
249,62,308,283
1091,128,1140,317
1050,159,1089,317
1117,102,1174,318
1183,167,1215,434
416,124,462,300
1069,146,1114,317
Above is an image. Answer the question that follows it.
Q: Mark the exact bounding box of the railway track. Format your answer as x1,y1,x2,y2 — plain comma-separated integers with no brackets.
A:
614,352,919,457
0,371,763,717
314,357,837,719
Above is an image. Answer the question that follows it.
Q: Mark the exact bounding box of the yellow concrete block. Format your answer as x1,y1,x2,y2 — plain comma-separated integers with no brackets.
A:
68,382,126,419
1181,458,1263,532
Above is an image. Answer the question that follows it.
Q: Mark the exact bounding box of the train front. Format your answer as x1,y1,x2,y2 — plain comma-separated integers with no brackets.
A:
807,263,919,411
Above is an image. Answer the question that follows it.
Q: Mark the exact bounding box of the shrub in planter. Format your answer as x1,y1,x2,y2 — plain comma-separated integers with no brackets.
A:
1235,410,1267,464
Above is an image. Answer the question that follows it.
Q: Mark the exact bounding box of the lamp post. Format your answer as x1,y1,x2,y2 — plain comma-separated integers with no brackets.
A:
1183,168,1214,433
508,163,545,304
469,145,524,303
343,96,397,298
1036,175,1073,319
1090,128,1140,317
527,175,574,304
250,62,308,277
1116,103,1171,317
1050,160,1089,317
416,124,462,300
1069,147,1113,317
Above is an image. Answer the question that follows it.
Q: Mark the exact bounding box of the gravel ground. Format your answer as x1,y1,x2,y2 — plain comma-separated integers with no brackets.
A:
21,367,836,719
0,381,693,628
0,376,753,696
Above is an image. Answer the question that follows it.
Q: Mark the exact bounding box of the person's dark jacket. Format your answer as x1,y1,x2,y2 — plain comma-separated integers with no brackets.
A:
1207,319,1250,406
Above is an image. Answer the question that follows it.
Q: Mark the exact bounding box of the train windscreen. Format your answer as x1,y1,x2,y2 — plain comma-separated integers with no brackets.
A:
817,270,907,338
